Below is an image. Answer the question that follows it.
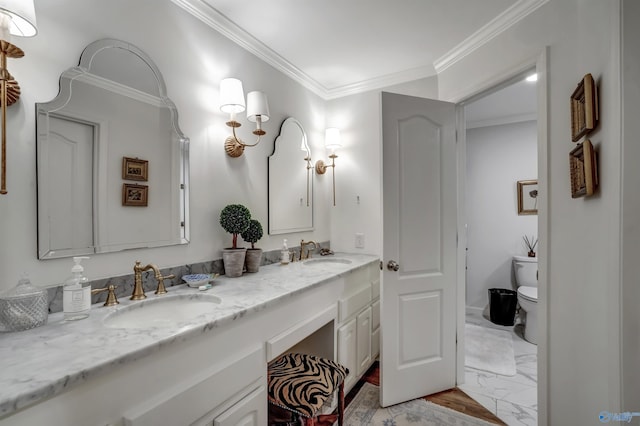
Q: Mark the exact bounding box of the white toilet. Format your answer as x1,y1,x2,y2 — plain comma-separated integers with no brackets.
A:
513,255,538,344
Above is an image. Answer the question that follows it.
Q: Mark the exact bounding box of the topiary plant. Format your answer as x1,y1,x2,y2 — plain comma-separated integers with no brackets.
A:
219,204,251,249
241,219,263,249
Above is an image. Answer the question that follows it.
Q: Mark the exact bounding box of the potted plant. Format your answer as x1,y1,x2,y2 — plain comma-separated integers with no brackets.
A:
523,235,538,257
219,204,251,277
241,219,264,273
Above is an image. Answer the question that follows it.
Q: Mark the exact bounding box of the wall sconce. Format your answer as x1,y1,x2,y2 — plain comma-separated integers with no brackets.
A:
219,77,269,158
315,128,342,206
0,0,37,195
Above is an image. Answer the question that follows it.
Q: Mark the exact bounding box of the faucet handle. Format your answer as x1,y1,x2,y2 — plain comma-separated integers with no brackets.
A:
155,274,175,295
91,284,120,307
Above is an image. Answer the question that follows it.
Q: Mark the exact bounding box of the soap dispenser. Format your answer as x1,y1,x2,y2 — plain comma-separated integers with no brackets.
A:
280,239,290,265
63,256,91,321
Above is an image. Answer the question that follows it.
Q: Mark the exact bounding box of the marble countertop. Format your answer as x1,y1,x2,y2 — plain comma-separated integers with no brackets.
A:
0,253,378,418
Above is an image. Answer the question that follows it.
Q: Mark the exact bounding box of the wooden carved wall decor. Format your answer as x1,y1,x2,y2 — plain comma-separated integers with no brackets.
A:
569,139,598,198
570,73,599,142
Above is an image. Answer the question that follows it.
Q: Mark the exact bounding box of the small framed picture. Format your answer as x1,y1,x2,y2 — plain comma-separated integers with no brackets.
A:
122,157,148,181
517,180,538,215
122,183,148,207
570,73,598,142
569,139,598,198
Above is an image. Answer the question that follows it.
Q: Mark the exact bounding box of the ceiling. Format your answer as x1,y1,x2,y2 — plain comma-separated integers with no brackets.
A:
171,0,548,99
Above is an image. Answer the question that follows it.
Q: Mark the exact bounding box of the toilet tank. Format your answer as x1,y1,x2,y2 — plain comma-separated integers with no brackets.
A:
513,255,538,287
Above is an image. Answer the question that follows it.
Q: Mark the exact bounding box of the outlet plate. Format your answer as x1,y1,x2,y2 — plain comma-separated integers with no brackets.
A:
355,233,365,248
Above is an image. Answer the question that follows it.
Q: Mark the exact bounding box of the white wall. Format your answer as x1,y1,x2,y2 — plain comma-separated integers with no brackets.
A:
465,121,537,308
0,0,331,290
325,77,439,256
439,0,623,423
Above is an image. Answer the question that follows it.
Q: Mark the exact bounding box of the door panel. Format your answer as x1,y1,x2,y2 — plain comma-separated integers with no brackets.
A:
381,92,457,407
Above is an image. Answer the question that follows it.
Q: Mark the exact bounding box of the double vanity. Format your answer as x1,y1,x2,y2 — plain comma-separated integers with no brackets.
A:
10,36,380,426
0,253,380,426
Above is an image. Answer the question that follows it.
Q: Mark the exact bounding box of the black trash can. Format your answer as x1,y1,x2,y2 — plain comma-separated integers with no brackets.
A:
488,288,518,326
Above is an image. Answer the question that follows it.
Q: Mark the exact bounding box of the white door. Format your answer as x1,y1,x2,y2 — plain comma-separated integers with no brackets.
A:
380,92,458,407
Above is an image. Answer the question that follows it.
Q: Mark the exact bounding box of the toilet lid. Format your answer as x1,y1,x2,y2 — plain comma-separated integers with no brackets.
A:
518,286,537,302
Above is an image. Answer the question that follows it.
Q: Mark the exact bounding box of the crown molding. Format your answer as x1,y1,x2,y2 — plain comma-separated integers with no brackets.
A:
172,0,547,100
434,0,549,74
171,0,438,100
324,66,436,100
170,0,327,98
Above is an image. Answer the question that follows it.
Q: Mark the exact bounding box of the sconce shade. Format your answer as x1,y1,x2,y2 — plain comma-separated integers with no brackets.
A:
325,128,342,152
219,78,246,114
246,91,270,123
0,0,37,38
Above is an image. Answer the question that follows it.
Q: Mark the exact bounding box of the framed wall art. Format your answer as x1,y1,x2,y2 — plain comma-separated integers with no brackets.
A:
122,183,148,206
569,139,598,198
570,73,598,142
517,179,538,215
122,157,148,181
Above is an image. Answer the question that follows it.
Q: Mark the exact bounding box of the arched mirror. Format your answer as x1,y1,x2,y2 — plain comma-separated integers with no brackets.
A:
268,118,313,234
36,39,189,259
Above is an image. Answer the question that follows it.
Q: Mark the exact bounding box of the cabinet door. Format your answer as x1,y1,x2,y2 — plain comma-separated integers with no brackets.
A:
213,385,266,426
371,300,380,358
337,318,357,391
356,307,372,376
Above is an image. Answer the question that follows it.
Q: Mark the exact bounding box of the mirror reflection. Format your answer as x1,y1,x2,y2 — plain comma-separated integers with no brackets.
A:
268,118,313,234
36,39,189,259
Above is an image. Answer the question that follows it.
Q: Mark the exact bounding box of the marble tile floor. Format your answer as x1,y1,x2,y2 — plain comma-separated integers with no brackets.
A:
462,308,538,426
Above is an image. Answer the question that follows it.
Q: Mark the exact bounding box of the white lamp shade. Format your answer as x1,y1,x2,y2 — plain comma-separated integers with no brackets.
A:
219,78,246,114
325,128,342,152
0,0,37,37
246,91,270,123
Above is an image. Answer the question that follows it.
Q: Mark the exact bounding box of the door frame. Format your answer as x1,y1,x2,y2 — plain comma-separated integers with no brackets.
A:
452,49,549,425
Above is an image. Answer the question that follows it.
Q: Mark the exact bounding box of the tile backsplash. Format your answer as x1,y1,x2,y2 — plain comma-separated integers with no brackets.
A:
46,241,329,313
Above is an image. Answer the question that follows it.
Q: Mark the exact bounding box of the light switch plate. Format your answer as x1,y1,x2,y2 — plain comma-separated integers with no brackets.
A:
355,233,365,248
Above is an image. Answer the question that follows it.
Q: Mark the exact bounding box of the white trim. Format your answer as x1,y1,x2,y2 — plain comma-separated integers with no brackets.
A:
465,112,537,129
170,0,326,98
454,49,548,425
434,0,549,74
323,66,436,100
534,48,549,426
171,0,544,100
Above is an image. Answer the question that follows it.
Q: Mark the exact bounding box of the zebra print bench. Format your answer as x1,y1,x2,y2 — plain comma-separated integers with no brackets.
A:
267,353,348,426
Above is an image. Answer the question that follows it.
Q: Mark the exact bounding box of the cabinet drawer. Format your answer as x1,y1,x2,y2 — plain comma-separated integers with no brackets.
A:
213,384,266,426
123,346,264,426
339,286,371,323
371,279,380,300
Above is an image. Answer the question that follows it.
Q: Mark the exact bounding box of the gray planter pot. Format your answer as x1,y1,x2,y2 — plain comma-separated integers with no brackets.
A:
222,248,247,278
245,248,263,273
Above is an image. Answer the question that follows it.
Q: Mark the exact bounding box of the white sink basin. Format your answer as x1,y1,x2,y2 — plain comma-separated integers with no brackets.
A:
104,294,222,329
303,258,353,266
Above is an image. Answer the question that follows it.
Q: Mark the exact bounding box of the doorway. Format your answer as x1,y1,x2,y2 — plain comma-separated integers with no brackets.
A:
459,71,539,425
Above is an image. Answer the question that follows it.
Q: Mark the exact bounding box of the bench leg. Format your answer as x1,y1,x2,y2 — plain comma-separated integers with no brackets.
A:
338,382,345,426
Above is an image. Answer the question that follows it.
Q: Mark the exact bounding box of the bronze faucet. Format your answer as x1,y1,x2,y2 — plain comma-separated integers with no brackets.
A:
131,261,175,300
299,240,317,261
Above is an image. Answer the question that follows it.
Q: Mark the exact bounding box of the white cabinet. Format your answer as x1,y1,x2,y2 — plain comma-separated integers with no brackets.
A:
371,300,380,358
213,385,266,426
337,318,358,391
356,307,372,376
336,263,380,392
